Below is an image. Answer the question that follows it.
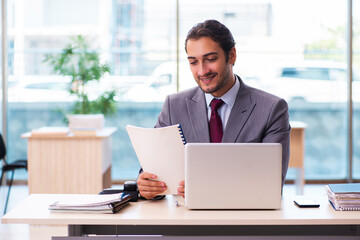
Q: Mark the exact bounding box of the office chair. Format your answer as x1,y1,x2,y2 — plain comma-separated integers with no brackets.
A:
0,133,27,214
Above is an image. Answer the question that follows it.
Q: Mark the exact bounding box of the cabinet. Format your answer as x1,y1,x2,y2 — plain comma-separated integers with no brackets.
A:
22,128,117,194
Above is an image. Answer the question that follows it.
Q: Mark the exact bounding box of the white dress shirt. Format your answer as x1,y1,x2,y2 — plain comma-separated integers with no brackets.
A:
205,76,240,131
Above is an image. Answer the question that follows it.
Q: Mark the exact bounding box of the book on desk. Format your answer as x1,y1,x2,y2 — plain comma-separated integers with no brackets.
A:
31,127,70,136
71,128,97,136
326,183,360,211
48,193,131,214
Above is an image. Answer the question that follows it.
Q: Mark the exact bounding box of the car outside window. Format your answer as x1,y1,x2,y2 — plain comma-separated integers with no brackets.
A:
281,67,330,80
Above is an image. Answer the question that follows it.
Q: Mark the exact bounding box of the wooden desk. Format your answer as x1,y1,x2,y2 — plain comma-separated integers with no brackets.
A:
22,128,117,194
289,121,307,195
2,194,360,239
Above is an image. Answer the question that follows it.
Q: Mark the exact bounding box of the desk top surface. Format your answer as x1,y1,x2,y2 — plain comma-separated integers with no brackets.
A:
2,194,360,226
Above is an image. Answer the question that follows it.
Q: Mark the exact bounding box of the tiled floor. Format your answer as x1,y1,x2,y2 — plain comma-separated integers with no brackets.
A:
0,184,327,240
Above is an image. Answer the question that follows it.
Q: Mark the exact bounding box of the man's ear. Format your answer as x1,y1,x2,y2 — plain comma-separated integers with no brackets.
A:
229,47,236,65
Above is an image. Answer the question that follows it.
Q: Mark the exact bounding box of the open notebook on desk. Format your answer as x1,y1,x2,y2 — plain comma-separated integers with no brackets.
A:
126,124,186,195
49,193,131,214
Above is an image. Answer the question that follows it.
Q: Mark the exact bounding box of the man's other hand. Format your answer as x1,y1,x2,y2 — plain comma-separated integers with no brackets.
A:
177,180,185,198
137,172,167,199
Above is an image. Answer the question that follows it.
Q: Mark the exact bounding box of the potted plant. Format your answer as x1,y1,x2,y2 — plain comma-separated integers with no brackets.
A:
44,35,117,127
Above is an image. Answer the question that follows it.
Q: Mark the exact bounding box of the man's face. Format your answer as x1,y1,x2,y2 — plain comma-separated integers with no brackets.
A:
186,37,236,97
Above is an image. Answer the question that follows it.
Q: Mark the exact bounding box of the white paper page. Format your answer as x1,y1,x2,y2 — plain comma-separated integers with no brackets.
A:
126,124,185,195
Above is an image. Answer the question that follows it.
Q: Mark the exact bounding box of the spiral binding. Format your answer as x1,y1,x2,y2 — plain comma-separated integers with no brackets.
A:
177,124,187,145
328,198,360,211
341,206,360,211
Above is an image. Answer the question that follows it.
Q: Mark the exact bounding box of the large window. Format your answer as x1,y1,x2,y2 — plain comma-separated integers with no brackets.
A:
3,0,359,182
353,0,360,178
7,0,178,180
179,0,348,179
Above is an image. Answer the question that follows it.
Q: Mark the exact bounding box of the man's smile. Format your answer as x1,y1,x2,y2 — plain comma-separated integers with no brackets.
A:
199,73,217,84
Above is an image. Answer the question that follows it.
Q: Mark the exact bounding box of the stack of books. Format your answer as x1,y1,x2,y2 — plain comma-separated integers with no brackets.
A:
49,193,131,214
325,183,360,211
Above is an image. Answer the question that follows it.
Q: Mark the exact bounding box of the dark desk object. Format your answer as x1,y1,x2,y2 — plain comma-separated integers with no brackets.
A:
0,134,27,214
99,181,138,202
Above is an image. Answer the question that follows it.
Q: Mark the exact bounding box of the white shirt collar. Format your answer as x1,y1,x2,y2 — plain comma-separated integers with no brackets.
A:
205,75,240,109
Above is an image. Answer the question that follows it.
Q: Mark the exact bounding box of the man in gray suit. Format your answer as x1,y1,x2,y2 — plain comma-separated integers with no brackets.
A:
137,19,291,200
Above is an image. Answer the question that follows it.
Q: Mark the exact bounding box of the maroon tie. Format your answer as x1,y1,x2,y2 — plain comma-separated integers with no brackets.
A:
209,98,224,143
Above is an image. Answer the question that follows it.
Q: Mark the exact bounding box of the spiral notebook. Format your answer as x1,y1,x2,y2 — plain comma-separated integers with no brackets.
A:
326,183,360,211
126,124,186,195
49,193,132,214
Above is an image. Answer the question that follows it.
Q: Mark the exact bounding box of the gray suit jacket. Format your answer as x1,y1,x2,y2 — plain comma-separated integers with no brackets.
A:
155,76,291,187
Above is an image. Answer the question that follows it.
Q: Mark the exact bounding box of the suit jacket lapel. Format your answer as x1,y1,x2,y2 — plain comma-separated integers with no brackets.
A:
185,88,210,142
223,78,256,142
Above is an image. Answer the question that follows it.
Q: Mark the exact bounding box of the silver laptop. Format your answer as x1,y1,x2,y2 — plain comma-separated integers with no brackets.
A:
185,143,282,209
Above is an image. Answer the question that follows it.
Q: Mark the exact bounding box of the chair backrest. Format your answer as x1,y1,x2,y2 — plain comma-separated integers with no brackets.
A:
0,133,7,162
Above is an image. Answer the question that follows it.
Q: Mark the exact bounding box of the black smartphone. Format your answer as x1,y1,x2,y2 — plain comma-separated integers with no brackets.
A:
294,199,320,208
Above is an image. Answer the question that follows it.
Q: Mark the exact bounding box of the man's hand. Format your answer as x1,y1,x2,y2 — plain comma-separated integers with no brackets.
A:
137,172,167,199
177,180,185,198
